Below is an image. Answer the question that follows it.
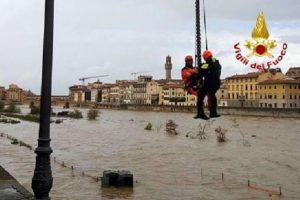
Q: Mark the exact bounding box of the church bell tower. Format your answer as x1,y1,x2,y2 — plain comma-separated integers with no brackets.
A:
165,55,172,80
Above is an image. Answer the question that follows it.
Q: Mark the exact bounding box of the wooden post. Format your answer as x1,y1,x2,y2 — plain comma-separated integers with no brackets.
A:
279,186,282,196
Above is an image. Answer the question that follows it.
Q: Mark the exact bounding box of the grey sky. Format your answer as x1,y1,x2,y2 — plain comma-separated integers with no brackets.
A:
0,0,299,94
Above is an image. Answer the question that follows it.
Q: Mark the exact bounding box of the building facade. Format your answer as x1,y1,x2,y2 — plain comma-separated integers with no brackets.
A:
258,79,300,108
5,84,27,103
0,86,5,100
69,85,89,104
286,67,300,80
225,69,285,107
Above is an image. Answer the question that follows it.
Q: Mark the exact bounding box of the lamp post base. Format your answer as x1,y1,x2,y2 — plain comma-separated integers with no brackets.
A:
32,146,53,200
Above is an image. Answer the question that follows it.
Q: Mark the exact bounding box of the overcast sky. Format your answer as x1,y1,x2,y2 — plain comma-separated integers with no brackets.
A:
1,0,300,94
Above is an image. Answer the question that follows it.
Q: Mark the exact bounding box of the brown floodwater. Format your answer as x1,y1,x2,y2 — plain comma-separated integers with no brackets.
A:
0,107,300,200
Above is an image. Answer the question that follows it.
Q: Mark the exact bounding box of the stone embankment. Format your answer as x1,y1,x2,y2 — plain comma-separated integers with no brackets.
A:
96,104,300,118
0,165,32,200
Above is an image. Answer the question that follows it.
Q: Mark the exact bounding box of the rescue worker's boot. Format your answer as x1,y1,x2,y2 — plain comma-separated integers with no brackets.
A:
209,107,220,118
210,112,220,118
194,109,209,120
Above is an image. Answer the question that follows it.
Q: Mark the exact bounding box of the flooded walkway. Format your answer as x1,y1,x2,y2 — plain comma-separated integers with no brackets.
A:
1,108,300,199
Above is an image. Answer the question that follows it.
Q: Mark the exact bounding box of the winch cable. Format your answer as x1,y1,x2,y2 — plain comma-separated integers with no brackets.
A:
203,0,208,51
195,0,201,67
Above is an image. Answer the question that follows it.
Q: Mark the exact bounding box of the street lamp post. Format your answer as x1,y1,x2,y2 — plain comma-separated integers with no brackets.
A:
32,0,54,199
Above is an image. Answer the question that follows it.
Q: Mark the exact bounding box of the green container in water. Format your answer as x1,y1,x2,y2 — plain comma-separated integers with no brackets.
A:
101,170,133,187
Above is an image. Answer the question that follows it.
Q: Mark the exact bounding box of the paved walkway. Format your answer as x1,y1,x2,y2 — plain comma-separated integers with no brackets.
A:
0,165,33,200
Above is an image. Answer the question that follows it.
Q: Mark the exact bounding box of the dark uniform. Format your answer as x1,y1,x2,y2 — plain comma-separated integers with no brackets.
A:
196,57,221,118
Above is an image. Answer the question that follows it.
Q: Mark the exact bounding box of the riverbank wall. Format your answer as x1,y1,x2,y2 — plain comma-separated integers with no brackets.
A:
0,165,32,199
96,104,300,118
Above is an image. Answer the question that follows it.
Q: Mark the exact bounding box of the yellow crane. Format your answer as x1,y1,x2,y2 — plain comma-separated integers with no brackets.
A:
131,71,151,80
79,75,109,85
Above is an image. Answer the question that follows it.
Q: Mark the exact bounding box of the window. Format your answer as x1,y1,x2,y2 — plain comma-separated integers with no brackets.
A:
265,86,267,89
283,103,286,108
274,103,277,108
274,95,277,99
269,86,271,89
250,85,253,90
260,86,262,89
260,103,263,107
295,86,297,89
260,95,262,99
245,85,248,90
283,95,285,99
290,103,293,108
290,86,292,89
274,86,277,89
295,103,297,107
283,85,285,89
268,95,272,99
290,95,292,99
265,103,268,107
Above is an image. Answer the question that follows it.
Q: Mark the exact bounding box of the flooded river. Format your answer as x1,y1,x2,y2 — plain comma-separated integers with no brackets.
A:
1,108,300,200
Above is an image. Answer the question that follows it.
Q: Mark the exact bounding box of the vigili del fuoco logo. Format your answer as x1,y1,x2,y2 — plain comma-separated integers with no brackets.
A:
234,11,288,70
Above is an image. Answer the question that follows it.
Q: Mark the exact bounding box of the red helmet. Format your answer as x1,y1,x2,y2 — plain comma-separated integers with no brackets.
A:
185,55,193,62
203,50,213,60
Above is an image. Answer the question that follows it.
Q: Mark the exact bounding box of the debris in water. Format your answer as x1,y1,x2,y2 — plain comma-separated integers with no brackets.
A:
215,126,227,142
144,122,152,130
165,120,179,135
55,119,63,124
101,170,133,187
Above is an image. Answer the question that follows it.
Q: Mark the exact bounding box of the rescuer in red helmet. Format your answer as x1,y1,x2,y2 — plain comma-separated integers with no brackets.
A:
181,55,199,96
194,50,222,119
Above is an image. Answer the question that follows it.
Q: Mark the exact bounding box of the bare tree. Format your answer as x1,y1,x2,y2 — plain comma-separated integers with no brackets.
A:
166,120,179,135
215,126,227,142
186,120,215,140
231,118,250,146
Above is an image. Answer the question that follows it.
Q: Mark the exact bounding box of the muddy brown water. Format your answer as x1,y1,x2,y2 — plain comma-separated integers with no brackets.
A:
0,107,300,200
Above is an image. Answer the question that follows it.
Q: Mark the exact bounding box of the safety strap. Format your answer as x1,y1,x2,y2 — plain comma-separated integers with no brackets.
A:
201,63,209,69
201,58,216,69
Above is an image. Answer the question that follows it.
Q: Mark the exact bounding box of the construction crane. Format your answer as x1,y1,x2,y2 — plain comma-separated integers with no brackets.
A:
79,75,109,85
131,71,151,80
